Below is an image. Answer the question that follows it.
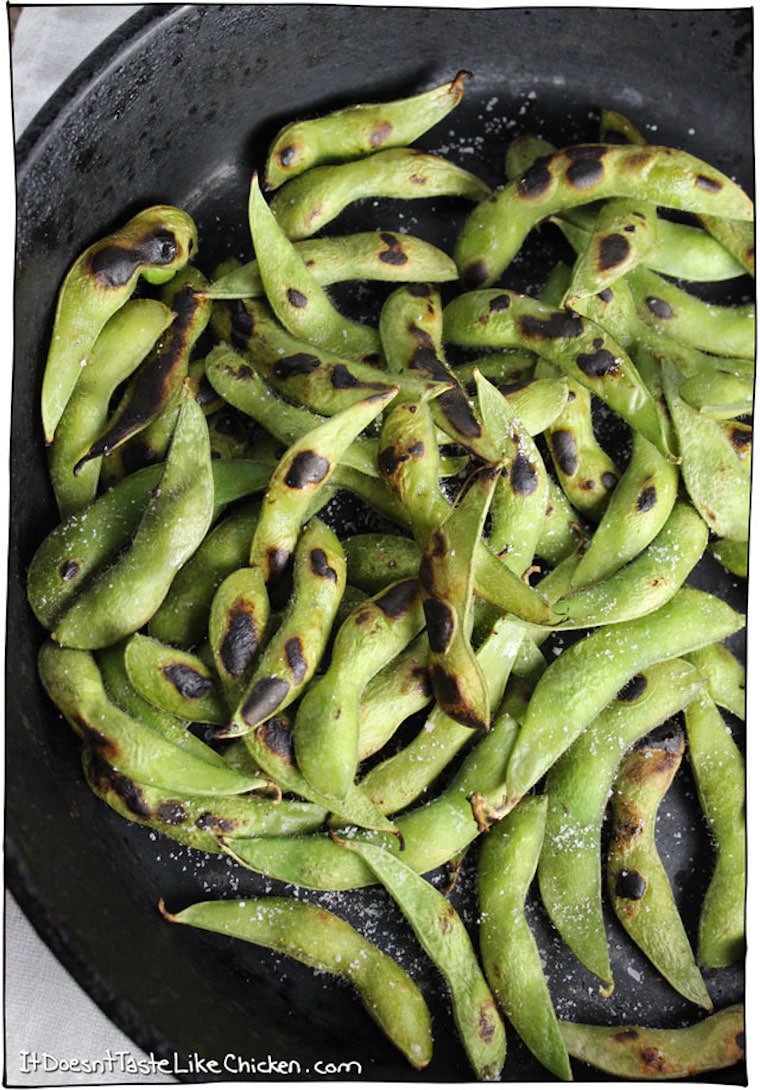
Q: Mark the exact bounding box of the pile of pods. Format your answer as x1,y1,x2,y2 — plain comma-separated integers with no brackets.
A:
28,72,751,1080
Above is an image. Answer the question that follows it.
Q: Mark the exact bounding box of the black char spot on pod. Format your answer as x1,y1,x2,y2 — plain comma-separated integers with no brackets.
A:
310,547,338,582
105,764,151,818
601,471,618,492
369,119,393,147
60,559,81,581
597,233,631,272
88,228,179,289
576,342,619,379
518,310,584,342
516,156,553,200
637,484,657,512
155,801,188,826
616,673,648,702
278,144,298,168
287,288,309,309
242,677,291,727
431,665,486,729
256,712,295,758
220,607,259,678
284,636,308,685
438,388,483,439
378,233,408,266
510,451,539,495
195,811,237,834
162,663,213,700
284,450,331,489
423,598,456,653
231,301,254,346
376,578,419,619
274,352,321,378
564,145,606,191
645,296,674,320
461,259,492,291
550,429,579,476
488,293,511,313
695,173,723,193
615,868,647,900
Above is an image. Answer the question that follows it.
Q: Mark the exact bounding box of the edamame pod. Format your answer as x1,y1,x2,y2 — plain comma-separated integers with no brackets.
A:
343,532,422,594
501,587,745,811
684,691,746,968
225,518,346,736
249,387,396,582
478,795,573,1082
357,633,431,760
203,231,458,298
270,147,491,240
685,642,745,721
538,659,705,988
563,198,658,305
48,298,174,518
52,391,215,649
336,836,506,1081
208,565,271,708
265,70,468,188
558,1004,744,1079
124,634,229,726
606,729,713,1009
41,205,197,442
455,142,753,289
161,897,433,1070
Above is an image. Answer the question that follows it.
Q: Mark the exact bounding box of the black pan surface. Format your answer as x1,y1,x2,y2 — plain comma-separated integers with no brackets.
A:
8,5,752,1083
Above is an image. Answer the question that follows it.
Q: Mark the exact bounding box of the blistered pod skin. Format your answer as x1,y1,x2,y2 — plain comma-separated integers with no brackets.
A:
47,299,175,519
224,519,346,736
360,616,527,815
239,711,397,834
421,468,499,731
455,142,753,289
74,266,213,475
249,387,396,583
124,634,229,726
207,565,271,708
161,897,433,1071
662,361,751,542
295,578,426,801
627,266,755,359
41,205,198,443
569,430,679,590
203,231,458,300
501,587,745,813
82,748,326,852
684,691,746,968
379,283,496,461
558,1005,744,1080
52,391,215,650
478,796,573,1082
248,174,383,365
336,836,506,1081
538,659,705,988
265,70,469,189
606,730,713,1010
443,288,670,458
270,147,491,240
37,641,261,797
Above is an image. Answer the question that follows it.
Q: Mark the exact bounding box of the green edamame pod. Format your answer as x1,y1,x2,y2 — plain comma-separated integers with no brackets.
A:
203,231,458,299
38,641,259,796
336,836,506,1081
698,213,755,277
248,174,383,365
564,198,659,305
535,476,585,565
249,386,396,583
558,1004,744,1079
478,795,572,1082
420,468,498,730
569,431,679,590
270,147,491,240
456,142,753,289
538,658,705,988
161,896,433,1071
265,70,468,188
52,391,215,649
82,749,324,851
678,368,754,419
443,288,670,457
207,565,271,708
124,633,229,726
48,298,174,518
295,578,425,801
357,632,431,760
360,616,527,814
662,361,750,541
149,501,261,649
627,266,755,359
225,518,346,736
553,500,708,628
685,642,745,721
41,205,198,443
684,692,746,968
342,533,422,594
606,729,713,1009
501,587,745,811
710,537,748,579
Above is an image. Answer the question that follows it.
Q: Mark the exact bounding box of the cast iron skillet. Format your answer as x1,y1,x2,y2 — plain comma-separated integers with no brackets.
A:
8,5,751,1082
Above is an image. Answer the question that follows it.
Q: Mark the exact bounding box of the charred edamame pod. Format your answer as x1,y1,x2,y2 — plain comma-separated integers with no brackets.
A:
124,633,229,726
